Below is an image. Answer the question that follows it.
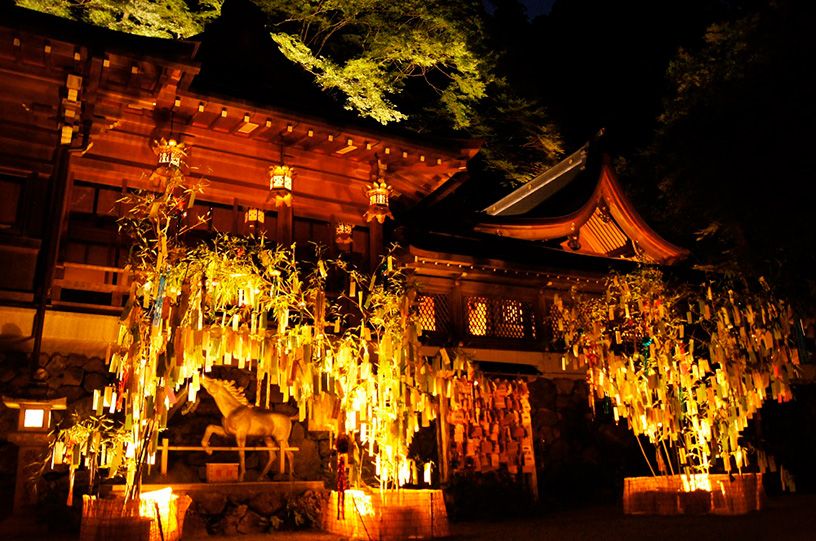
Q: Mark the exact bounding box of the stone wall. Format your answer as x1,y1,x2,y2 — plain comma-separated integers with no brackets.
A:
157,484,327,536
528,377,647,506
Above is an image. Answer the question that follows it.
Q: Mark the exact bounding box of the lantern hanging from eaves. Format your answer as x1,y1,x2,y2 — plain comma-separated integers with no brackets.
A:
364,178,393,223
244,207,265,233
335,222,353,247
151,138,188,187
155,138,186,170
269,164,293,207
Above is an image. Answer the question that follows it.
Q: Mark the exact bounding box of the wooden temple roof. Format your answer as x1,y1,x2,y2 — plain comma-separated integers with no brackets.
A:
474,148,689,265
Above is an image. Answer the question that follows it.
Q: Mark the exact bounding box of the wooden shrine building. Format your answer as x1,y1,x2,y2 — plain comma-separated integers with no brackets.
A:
0,5,690,514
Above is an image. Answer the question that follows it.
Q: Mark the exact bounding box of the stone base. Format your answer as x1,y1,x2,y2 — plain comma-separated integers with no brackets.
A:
111,481,326,536
323,489,448,540
623,474,764,515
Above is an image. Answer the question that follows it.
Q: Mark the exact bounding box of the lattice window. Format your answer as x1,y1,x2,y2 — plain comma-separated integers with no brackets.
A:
417,295,437,332
466,296,536,340
416,294,451,336
467,297,488,336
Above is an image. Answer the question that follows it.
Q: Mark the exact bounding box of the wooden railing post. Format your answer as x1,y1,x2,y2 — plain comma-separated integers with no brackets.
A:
160,437,169,476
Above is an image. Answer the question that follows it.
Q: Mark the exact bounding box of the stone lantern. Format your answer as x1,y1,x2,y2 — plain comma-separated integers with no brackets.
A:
1,396,67,513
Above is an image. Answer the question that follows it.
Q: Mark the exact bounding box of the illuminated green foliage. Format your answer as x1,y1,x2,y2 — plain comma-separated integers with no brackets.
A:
261,0,490,127
16,0,223,38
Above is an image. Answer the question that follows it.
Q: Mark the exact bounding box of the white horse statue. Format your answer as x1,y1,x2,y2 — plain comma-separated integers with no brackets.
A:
200,374,295,481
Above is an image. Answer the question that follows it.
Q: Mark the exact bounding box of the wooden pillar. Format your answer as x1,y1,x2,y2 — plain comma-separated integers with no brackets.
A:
537,288,549,345
450,279,464,344
276,203,293,245
231,198,240,234
436,393,451,484
368,220,383,272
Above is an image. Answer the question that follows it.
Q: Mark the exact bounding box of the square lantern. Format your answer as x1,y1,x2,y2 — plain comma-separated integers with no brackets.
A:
2,396,67,432
155,138,186,170
335,222,353,247
364,179,393,223
244,208,265,234
269,164,293,207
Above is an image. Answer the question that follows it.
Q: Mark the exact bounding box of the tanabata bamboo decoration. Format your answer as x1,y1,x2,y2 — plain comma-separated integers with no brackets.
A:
92,145,448,500
552,268,798,479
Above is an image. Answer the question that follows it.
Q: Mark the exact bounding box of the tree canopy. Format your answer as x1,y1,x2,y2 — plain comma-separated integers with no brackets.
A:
15,0,563,184
553,268,798,478
258,0,490,128
16,0,223,38
628,1,816,310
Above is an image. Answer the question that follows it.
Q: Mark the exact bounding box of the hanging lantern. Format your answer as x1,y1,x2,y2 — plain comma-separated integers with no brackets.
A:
364,179,393,223
244,208,265,233
335,222,353,247
269,164,293,207
154,138,186,170
150,138,188,188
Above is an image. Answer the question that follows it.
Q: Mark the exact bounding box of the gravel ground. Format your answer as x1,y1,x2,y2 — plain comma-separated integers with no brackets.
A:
4,494,815,541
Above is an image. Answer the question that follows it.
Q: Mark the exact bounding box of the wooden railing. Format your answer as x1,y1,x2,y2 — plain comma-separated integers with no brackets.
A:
52,262,131,312
158,438,300,478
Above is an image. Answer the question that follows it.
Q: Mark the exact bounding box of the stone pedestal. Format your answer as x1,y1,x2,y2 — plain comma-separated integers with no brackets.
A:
623,473,764,515
6,432,49,514
323,489,448,540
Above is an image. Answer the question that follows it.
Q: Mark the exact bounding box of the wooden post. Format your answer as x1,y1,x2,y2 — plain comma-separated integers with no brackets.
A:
449,281,464,344
276,203,293,245
279,446,286,476
537,289,549,346
368,220,383,272
160,438,169,476
436,395,450,484
232,198,240,234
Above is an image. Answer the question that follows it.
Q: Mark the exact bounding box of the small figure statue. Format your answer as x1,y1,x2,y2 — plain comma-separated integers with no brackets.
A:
336,434,350,520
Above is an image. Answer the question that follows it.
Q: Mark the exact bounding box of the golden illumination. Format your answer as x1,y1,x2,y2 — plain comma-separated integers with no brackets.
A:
244,208,265,227
467,299,487,336
554,269,797,479
138,487,190,541
680,473,712,492
364,179,393,223
155,138,186,169
139,487,174,516
417,295,437,332
23,408,45,428
345,489,374,517
269,164,293,207
335,222,353,247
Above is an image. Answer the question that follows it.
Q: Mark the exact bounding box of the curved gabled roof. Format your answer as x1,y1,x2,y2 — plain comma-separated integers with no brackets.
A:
475,159,689,265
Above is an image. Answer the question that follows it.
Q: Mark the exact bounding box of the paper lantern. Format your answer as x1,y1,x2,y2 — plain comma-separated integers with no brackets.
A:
335,222,353,247
269,164,293,207
364,179,393,223
155,138,186,170
244,208,265,233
